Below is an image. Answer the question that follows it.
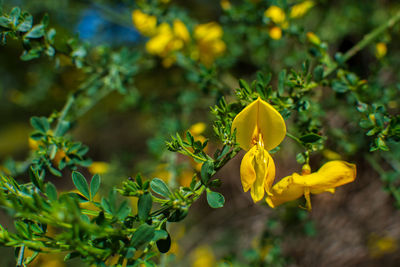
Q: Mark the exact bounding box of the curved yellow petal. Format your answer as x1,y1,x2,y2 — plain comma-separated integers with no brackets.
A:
266,175,304,208
232,97,286,151
240,146,257,192
293,161,356,190
240,145,276,202
264,152,276,195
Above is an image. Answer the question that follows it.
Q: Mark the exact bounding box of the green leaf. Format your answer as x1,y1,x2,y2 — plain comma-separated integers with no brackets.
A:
90,174,101,200
150,178,171,198
29,167,43,191
16,14,32,32
25,24,45,38
332,81,348,93
30,116,49,133
206,190,225,208
46,182,57,201
138,193,152,221
152,230,168,242
72,171,90,200
0,16,10,28
9,7,20,26
296,153,306,164
313,65,324,82
20,48,43,61
156,233,171,253
278,69,286,95
131,224,155,249
239,79,251,93
299,133,322,143
54,120,70,136
116,200,131,220
200,161,214,185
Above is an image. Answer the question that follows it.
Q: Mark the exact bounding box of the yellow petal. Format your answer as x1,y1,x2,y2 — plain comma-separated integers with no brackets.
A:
232,97,286,151
240,146,276,202
264,6,286,24
240,146,257,192
132,10,157,36
173,20,190,43
293,161,356,190
264,152,276,195
290,1,314,19
266,175,304,208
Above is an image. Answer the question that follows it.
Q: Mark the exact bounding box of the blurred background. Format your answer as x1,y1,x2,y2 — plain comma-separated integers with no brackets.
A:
1,0,400,266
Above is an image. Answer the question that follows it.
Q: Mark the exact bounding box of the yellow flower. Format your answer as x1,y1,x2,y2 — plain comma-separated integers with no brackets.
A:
269,26,282,40
290,1,315,19
368,233,398,258
193,22,226,66
220,0,231,10
191,245,215,267
232,97,286,202
173,20,190,43
306,32,321,45
131,10,157,37
266,161,356,210
145,20,190,67
264,6,286,25
189,122,206,136
375,42,387,59
88,161,109,175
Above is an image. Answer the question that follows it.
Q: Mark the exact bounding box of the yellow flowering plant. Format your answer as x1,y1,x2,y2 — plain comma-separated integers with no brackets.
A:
231,97,286,202
2,1,400,267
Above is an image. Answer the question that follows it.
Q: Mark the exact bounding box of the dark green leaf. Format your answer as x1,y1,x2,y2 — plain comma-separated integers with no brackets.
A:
16,14,32,32
150,178,171,198
116,200,131,220
156,233,171,253
313,65,324,82
278,69,286,95
152,230,168,241
239,79,251,93
206,190,225,208
72,171,90,199
54,120,70,136
299,133,322,143
25,24,45,38
131,224,155,248
0,16,10,28
46,182,57,201
9,7,20,26
29,167,43,191
138,193,152,221
200,161,214,185
90,174,101,200
30,117,49,133
332,81,348,93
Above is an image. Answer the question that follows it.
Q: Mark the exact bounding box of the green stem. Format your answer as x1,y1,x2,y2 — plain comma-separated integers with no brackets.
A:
324,10,400,77
286,132,303,146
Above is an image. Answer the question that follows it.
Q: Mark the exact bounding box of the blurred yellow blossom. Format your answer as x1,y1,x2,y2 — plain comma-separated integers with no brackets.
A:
375,42,387,58
290,1,315,19
368,233,398,258
266,161,356,210
306,32,321,45
191,245,216,267
146,20,190,67
264,6,286,25
193,22,226,66
88,161,109,175
322,149,341,160
232,97,286,202
131,10,157,36
269,26,282,40
189,122,206,136
220,0,231,10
